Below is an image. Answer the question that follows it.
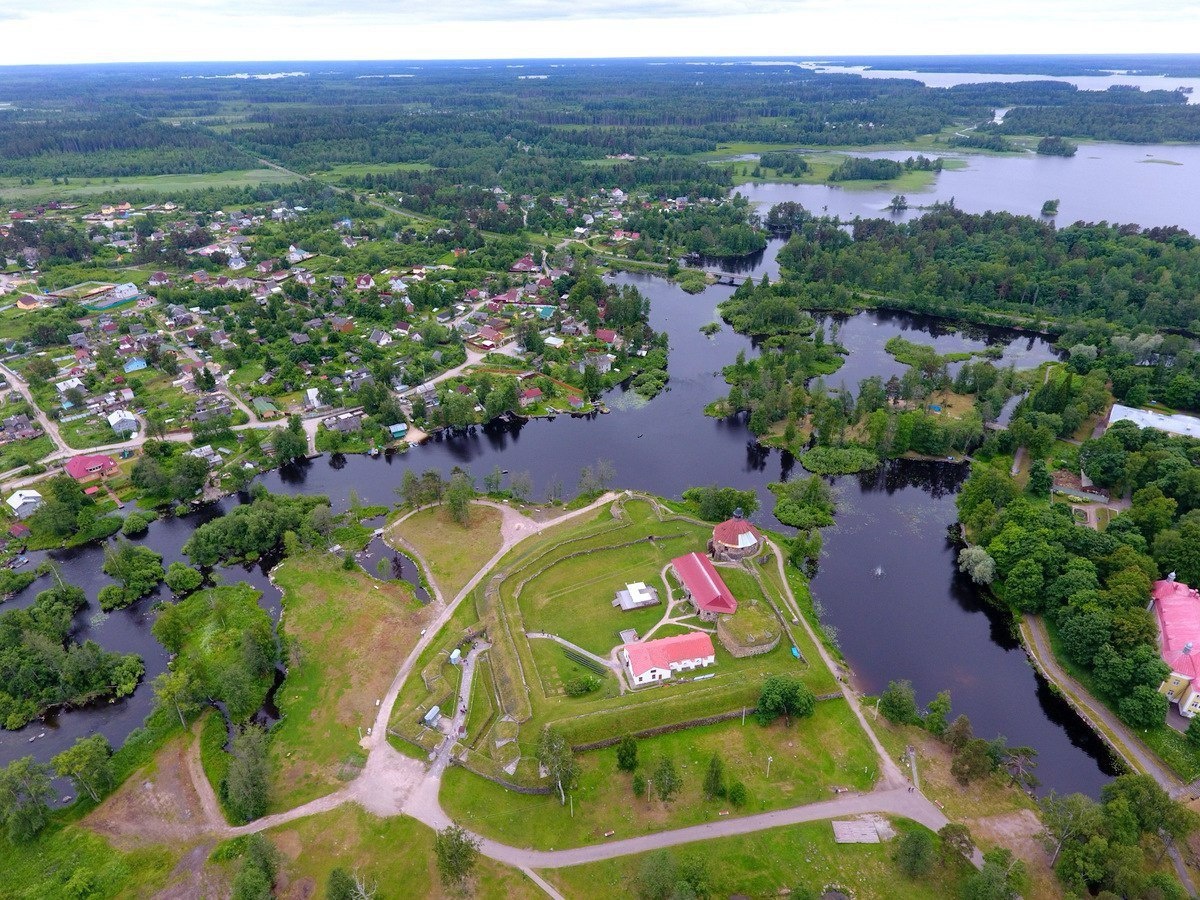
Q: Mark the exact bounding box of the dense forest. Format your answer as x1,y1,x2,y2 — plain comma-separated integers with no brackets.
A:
0,62,1194,187
730,205,1200,333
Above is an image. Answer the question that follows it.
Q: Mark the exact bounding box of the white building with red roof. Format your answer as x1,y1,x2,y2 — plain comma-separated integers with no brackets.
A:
671,551,737,621
65,453,118,482
711,514,763,560
1152,577,1200,717
620,632,716,686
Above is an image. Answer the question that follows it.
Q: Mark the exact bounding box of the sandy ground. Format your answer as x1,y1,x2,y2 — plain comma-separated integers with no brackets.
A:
967,809,1059,900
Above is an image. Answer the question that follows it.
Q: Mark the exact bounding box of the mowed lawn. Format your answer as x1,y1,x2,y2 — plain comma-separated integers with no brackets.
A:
542,817,967,900
515,529,707,656
265,805,540,899
441,699,877,849
270,554,430,811
390,504,504,601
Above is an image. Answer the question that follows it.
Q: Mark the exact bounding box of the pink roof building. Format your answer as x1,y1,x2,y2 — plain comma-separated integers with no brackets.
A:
65,453,118,482
1153,578,1200,717
621,632,716,686
711,516,763,560
671,551,737,620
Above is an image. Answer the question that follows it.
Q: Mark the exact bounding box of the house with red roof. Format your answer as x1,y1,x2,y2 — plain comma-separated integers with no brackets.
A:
519,387,543,408
620,631,716,686
671,552,737,621
65,453,118,482
1153,577,1200,716
710,513,763,560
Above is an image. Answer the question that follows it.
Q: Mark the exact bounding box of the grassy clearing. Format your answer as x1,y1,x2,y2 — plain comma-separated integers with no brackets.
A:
314,161,435,179
442,699,876,849
0,168,298,202
270,553,428,811
389,504,504,601
543,817,968,899
872,719,1060,899
0,824,177,899
266,805,539,899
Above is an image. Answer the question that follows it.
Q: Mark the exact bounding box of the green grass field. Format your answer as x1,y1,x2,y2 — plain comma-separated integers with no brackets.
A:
269,554,428,811
442,699,877,849
388,504,505,601
542,817,967,899
265,805,540,899
313,161,435,179
0,168,299,202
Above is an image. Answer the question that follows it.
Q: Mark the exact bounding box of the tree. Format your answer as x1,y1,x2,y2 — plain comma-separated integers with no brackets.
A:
957,546,996,585
1025,460,1052,499
895,828,935,877
938,823,975,865
879,679,919,724
223,725,270,823
434,825,480,890
727,781,748,807
232,834,278,900
153,667,198,727
924,690,952,736
483,465,504,494
951,738,994,786
272,423,308,463
702,753,726,800
536,726,578,805
509,470,533,502
755,674,815,726
52,734,113,802
1186,716,1200,748
632,772,647,798
654,756,682,804
165,561,204,595
1117,684,1168,729
1002,745,1040,792
616,735,638,772
962,848,1027,900
446,470,475,526
0,756,54,841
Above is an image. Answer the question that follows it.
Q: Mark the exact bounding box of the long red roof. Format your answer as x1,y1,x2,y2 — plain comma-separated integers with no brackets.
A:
672,551,737,615
1152,579,1200,680
622,632,715,678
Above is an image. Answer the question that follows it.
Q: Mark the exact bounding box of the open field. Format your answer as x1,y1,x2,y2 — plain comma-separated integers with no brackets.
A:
442,699,877,849
542,817,969,899
270,553,428,811
265,805,539,899
0,168,299,202
313,161,435,179
388,504,505,600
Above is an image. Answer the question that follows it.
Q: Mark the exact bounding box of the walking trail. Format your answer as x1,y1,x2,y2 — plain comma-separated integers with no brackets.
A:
178,493,974,893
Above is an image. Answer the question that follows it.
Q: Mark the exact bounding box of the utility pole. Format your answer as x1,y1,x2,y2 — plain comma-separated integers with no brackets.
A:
766,756,773,778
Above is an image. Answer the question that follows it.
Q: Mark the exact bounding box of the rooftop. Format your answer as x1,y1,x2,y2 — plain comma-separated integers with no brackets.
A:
622,631,715,678
671,551,737,615
1152,578,1200,680
1109,404,1200,440
713,516,762,550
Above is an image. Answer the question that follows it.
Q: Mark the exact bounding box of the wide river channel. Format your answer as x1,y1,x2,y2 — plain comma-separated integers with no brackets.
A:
10,138,1187,798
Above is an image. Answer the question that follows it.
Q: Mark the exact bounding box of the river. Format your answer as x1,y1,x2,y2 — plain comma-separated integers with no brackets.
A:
0,261,1117,798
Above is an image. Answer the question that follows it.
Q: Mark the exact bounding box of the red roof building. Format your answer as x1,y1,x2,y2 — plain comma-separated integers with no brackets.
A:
711,515,763,560
621,631,716,686
1153,578,1200,717
519,387,543,408
671,551,737,620
65,453,118,482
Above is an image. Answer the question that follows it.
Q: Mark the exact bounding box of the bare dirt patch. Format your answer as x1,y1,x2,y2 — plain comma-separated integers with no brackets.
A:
84,734,216,850
968,809,1058,900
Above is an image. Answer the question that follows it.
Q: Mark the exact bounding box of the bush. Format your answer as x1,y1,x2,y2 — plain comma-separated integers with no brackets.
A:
616,735,638,772
121,511,154,536
879,679,919,724
728,781,748,807
895,828,935,877
564,675,601,697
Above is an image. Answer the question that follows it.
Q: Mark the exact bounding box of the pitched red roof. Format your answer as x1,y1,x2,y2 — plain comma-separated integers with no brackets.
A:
713,517,762,550
672,552,737,615
1153,579,1200,679
622,632,715,678
595,328,617,344
65,453,117,481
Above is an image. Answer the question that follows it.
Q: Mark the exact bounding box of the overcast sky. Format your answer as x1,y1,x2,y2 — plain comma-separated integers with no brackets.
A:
0,0,1195,66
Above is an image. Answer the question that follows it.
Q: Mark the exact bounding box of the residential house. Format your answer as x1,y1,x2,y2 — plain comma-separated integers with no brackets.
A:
251,397,280,418
355,274,375,291
671,552,738,621
2,414,38,441
107,410,139,436
123,357,148,374
65,453,118,482
290,332,311,346
148,271,172,287
519,387,543,408
323,412,362,433
5,489,43,519
620,632,716,686
368,329,392,347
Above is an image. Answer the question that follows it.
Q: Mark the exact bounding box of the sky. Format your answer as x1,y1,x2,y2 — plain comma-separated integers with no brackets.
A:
0,0,1196,66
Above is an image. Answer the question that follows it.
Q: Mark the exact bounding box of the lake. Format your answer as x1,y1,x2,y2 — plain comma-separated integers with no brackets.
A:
734,141,1200,234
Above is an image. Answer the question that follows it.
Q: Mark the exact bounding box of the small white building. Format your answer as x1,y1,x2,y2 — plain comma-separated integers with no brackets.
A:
621,632,716,687
613,581,660,611
6,489,43,519
107,409,139,435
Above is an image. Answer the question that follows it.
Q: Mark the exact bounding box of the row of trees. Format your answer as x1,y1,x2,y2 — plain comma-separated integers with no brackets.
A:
0,735,114,842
